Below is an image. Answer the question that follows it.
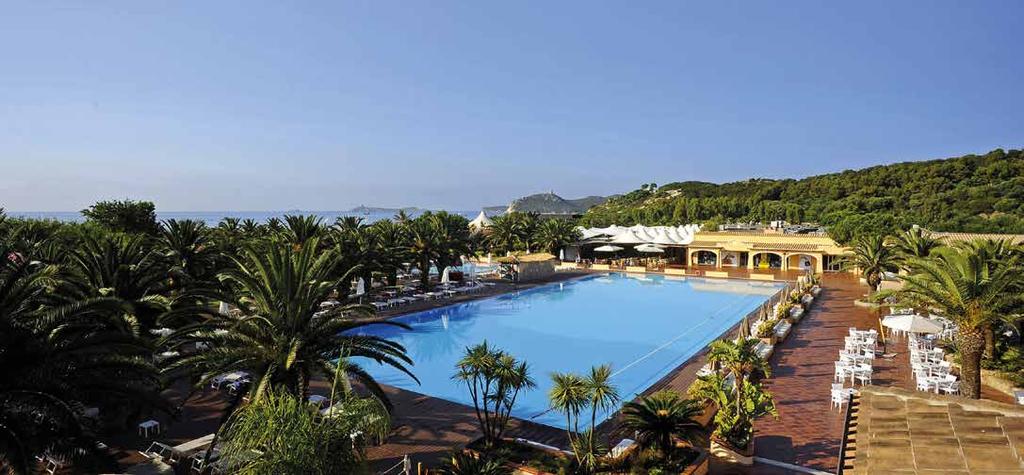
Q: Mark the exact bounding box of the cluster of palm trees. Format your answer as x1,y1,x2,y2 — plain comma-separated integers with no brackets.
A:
0,208,484,473
845,227,1024,399
482,212,580,256
452,338,773,474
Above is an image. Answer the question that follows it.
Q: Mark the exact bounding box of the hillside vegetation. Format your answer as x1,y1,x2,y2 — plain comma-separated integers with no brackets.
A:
579,149,1024,243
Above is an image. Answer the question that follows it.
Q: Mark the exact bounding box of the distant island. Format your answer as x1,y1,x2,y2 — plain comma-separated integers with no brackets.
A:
479,192,616,216
346,205,427,214
349,192,616,217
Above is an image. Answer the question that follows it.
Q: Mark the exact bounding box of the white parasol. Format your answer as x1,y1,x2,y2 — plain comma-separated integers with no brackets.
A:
882,314,943,334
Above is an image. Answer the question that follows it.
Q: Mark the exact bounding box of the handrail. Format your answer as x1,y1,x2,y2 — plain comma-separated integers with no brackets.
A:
836,392,856,475
379,455,411,475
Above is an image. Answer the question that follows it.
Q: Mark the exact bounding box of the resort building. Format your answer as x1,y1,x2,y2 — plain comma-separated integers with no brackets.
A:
570,225,849,273
685,231,848,273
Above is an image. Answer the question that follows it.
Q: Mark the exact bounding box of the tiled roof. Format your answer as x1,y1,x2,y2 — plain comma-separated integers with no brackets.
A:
750,243,827,252
494,253,556,263
926,231,1024,245
688,231,845,253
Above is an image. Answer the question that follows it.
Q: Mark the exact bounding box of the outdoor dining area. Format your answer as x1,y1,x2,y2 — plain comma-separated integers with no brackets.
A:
832,327,878,408
882,309,961,395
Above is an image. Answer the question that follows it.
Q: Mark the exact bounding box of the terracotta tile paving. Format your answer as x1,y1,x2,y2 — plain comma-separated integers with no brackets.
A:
752,272,902,473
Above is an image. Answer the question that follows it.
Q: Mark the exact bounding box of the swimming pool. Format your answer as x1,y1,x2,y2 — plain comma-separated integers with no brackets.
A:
353,273,784,429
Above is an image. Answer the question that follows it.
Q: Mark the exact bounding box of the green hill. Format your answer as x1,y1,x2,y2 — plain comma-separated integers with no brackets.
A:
579,148,1024,243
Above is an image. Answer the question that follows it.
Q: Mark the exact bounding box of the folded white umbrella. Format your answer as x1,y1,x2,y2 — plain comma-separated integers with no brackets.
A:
882,314,943,334
594,245,624,252
441,267,451,285
355,277,365,296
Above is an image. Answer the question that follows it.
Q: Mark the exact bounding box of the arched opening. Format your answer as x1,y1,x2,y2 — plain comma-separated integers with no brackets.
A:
752,252,783,269
692,250,718,266
787,254,817,271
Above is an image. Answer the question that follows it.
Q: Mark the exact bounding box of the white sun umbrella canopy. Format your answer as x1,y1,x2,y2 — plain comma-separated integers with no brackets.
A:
559,249,565,261
218,301,230,315
635,243,665,253
440,266,451,285
882,314,943,334
610,230,648,245
594,245,624,252
355,277,366,296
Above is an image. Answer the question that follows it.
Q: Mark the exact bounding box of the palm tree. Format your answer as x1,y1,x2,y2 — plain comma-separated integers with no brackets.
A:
403,212,472,290
164,238,417,406
888,246,1023,398
368,220,409,286
405,215,444,290
485,214,526,255
889,227,941,270
280,214,326,250
533,219,581,255
841,234,899,293
219,390,388,475
60,233,171,332
621,391,703,458
160,219,220,288
0,248,166,474
953,239,1024,357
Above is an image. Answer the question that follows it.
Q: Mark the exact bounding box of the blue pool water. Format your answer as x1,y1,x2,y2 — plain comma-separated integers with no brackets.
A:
353,273,783,429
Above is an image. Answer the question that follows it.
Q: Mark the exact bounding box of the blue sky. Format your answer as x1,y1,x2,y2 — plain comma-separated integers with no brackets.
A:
2,1,1022,211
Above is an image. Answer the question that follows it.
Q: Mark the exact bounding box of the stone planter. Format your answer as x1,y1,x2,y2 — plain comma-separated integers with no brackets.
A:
758,335,777,346
788,306,804,322
773,320,792,341
710,437,754,466
681,446,710,475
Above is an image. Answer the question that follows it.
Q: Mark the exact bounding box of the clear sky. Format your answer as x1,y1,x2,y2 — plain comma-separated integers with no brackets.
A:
2,1,1022,211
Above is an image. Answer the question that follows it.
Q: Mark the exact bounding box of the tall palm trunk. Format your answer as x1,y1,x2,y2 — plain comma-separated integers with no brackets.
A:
957,327,986,399
419,256,431,290
984,326,995,359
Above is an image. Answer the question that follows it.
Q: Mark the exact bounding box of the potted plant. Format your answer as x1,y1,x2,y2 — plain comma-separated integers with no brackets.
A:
775,302,793,320
755,319,777,345
690,339,777,465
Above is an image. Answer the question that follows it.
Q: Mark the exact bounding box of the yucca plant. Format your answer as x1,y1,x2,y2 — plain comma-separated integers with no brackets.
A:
548,364,619,473
452,342,535,450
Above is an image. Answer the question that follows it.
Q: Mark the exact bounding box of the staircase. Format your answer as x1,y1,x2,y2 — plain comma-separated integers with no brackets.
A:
837,393,861,474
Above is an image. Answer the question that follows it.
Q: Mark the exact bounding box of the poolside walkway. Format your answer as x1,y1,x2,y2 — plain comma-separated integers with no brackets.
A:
750,273,899,472
750,273,1013,473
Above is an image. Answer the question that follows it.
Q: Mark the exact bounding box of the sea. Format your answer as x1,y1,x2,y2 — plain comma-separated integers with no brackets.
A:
5,210,479,226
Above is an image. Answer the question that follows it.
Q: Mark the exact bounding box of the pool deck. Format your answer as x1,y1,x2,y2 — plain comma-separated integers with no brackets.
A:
102,268,1017,475
750,272,1013,474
